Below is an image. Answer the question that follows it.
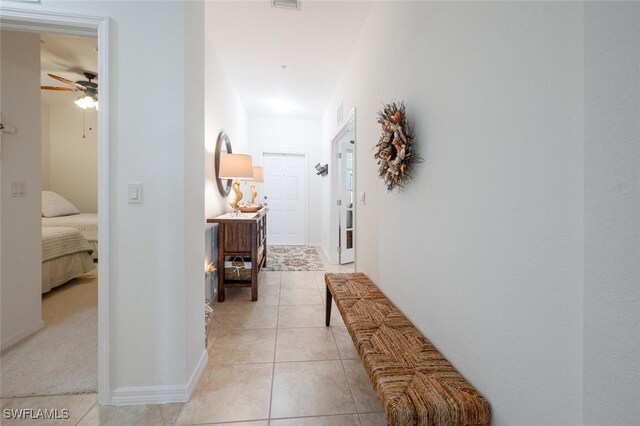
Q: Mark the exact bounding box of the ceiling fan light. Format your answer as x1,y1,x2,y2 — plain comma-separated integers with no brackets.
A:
74,93,97,109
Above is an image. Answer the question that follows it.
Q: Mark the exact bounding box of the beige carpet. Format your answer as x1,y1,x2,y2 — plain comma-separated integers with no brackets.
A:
1,269,98,397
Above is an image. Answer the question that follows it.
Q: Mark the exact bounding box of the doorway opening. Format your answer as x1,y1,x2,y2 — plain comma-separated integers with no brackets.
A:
0,9,111,404
330,109,356,265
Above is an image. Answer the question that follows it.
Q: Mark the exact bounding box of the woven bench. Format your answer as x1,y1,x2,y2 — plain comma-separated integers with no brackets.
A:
325,273,490,426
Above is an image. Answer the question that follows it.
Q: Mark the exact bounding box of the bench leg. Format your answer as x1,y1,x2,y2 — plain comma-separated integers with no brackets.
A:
325,285,332,326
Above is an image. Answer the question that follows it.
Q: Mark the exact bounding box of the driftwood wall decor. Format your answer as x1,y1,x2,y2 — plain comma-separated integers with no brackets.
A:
374,102,422,191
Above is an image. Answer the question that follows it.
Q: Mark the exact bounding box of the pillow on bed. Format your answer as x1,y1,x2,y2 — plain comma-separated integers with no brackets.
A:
42,191,80,217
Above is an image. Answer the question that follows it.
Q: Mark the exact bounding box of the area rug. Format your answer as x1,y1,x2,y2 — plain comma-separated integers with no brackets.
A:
263,246,326,271
0,270,98,397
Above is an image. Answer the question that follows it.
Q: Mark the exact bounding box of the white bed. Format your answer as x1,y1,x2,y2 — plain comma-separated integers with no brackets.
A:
42,227,95,293
42,213,98,260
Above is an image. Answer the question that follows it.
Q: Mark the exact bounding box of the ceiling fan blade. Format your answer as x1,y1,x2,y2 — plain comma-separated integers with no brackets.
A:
47,73,87,90
41,85,77,92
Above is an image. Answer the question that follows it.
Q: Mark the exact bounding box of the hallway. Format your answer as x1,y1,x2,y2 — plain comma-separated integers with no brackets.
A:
1,264,385,426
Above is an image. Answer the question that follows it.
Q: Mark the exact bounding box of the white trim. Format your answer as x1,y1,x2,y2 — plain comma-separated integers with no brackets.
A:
0,7,112,405
262,151,309,246
111,349,208,405
186,349,208,397
96,16,111,407
329,108,356,265
0,320,44,351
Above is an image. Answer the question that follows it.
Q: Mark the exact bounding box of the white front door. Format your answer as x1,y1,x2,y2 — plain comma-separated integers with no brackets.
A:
263,153,306,246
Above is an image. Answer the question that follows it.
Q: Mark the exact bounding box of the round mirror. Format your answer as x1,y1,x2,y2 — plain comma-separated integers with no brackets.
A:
215,131,233,196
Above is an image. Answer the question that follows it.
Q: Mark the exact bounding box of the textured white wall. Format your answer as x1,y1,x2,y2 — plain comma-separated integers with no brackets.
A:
583,2,640,424
1,30,44,350
204,1,250,301
41,103,51,190
250,117,322,246
43,101,98,212
321,3,584,424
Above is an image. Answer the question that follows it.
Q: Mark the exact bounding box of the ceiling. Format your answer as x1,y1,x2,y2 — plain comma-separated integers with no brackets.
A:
40,33,98,104
207,1,373,118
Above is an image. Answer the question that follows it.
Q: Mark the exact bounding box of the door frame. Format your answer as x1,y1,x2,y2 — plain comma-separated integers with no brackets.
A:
1,8,112,405
329,107,356,265
261,151,308,246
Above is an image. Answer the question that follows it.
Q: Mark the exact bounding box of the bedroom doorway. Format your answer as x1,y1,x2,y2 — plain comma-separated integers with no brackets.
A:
0,10,111,404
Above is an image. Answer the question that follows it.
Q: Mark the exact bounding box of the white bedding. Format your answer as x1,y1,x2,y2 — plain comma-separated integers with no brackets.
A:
42,214,98,259
42,227,93,262
42,227,95,293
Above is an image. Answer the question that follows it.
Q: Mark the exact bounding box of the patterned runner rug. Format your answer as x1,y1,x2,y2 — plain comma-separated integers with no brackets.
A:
263,246,325,271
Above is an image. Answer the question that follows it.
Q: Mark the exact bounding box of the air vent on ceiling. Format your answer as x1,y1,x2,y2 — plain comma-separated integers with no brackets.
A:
271,0,301,11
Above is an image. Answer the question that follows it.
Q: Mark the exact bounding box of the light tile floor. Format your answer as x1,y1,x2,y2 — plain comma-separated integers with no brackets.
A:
1,261,386,425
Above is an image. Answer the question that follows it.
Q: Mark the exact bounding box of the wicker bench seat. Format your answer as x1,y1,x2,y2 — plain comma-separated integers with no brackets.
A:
325,272,490,426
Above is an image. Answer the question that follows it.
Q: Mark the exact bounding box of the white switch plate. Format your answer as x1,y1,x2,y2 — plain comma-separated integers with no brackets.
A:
359,191,366,205
10,181,25,197
128,182,142,204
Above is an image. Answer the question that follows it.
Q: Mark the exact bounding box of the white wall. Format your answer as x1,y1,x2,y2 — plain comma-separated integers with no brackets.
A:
204,1,250,301
1,30,44,350
321,3,584,424
583,2,640,424
41,103,50,190
0,0,208,402
250,117,322,246
42,99,98,212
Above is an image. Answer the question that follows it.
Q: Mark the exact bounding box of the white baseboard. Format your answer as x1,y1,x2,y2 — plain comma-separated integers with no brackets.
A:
1,319,44,351
186,348,208,397
110,349,208,405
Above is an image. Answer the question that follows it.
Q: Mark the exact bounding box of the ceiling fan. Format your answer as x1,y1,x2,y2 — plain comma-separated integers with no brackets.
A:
41,71,99,109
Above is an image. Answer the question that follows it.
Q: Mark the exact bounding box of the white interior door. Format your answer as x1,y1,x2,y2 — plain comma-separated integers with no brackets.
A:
338,137,355,264
263,153,306,246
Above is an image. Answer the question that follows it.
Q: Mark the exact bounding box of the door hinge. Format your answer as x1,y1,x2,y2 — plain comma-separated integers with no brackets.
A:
336,199,342,206
337,153,342,159
337,246,342,254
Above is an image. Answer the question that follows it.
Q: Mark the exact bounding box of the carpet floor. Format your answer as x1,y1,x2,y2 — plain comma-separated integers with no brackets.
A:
262,246,326,271
0,269,98,398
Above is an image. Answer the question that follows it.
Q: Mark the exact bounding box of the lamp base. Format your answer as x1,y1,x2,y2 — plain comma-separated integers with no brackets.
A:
229,180,243,211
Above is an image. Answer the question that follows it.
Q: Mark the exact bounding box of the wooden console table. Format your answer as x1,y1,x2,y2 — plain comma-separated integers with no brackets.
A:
207,208,268,302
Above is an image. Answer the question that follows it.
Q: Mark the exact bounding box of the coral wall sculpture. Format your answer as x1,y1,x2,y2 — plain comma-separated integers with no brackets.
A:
374,102,422,191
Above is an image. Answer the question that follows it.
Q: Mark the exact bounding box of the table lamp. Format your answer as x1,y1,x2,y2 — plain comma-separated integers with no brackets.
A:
219,153,254,212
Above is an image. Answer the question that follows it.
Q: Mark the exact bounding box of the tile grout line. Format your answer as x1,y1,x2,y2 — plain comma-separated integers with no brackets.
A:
331,321,360,417
267,276,282,422
73,400,97,426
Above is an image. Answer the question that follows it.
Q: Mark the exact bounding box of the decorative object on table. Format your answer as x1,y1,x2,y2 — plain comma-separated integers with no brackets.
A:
249,166,264,205
219,153,254,212
214,131,233,197
374,101,423,191
238,166,264,213
262,246,325,271
315,163,329,176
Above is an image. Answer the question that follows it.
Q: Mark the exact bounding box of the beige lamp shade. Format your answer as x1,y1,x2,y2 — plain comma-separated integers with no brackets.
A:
219,154,254,179
252,166,264,183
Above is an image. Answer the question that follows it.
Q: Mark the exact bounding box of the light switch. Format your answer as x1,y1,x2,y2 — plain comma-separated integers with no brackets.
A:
128,182,142,204
10,181,25,197
359,191,366,205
